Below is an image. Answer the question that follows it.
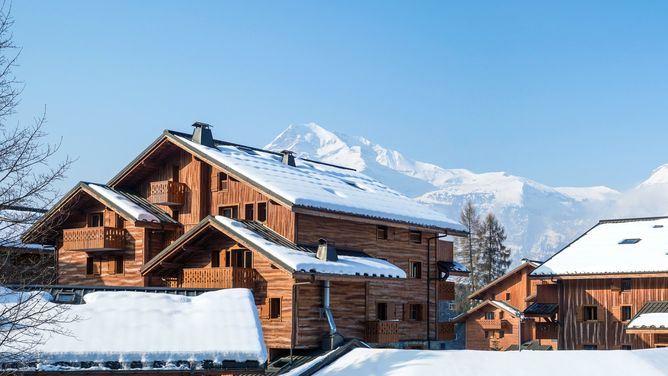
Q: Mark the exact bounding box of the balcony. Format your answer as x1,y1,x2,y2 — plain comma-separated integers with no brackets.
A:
437,322,456,341
172,267,256,289
148,181,186,206
62,227,125,251
437,280,455,301
365,320,400,344
478,319,502,330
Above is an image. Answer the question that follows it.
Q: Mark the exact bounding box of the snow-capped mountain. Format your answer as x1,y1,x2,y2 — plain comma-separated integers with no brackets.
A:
266,123,664,263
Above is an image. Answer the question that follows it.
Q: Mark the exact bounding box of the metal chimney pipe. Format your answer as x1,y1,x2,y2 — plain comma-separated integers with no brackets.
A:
323,280,337,335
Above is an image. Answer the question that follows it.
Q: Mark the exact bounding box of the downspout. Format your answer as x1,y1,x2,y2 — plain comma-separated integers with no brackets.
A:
323,280,337,335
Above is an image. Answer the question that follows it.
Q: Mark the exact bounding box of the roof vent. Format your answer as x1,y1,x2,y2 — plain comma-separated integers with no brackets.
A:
654,225,664,228
317,239,338,262
281,150,296,167
619,238,641,245
191,122,214,147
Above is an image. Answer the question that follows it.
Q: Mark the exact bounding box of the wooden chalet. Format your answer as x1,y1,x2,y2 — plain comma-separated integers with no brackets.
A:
455,260,556,350
530,216,668,350
23,123,469,359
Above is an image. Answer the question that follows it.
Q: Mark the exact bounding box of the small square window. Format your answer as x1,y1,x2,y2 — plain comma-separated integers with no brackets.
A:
621,278,632,292
269,298,281,320
410,304,423,321
409,261,422,279
377,226,388,240
621,306,632,321
377,303,388,321
583,306,598,321
409,231,422,244
485,312,495,320
257,202,267,222
218,172,229,191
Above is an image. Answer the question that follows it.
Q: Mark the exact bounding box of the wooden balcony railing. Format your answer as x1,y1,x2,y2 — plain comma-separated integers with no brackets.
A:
437,321,456,341
148,181,186,206
365,320,400,344
478,319,502,330
62,227,125,251
437,280,456,301
535,321,559,340
176,267,256,289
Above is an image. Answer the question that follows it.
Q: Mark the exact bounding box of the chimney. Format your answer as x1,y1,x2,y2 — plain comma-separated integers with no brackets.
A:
317,239,338,262
192,122,214,147
281,150,296,167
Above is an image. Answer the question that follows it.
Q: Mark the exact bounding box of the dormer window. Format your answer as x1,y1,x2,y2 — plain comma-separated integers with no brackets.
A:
619,238,641,245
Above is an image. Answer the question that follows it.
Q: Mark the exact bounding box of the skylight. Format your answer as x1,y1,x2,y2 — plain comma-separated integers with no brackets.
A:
619,238,641,245
653,225,664,228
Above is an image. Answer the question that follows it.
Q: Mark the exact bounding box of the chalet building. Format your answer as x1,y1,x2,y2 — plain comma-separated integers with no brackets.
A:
530,217,668,350
455,260,556,350
23,123,468,359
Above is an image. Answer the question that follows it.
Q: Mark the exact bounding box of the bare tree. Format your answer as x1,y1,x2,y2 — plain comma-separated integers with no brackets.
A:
0,2,73,368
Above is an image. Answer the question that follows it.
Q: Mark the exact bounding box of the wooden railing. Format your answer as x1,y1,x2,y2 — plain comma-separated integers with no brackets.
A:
365,320,400,344
179,267,256,289
148,180,186,206
478,319,502,330
437,321,456,341
437,280,456,301
62,227,125,251
535,321,559,340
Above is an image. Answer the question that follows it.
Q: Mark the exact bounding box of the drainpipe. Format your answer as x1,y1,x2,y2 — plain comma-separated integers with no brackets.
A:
323,280,337,335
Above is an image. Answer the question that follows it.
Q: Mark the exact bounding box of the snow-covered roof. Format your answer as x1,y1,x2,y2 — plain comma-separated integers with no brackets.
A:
532,217,668,276
212,216,406,278
169,132,464,231
627,301,668,332
0,287,267,370
303,347,668,376
453,299,521,322
87,183,161,223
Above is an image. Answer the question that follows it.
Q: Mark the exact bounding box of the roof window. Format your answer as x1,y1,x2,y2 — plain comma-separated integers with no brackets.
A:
653,225,664,228
619,238,641,245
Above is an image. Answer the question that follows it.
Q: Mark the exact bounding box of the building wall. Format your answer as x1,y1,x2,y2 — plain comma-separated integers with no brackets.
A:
464,306,520,350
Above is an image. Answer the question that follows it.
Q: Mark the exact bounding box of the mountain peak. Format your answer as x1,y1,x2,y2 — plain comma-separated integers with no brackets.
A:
639,163,668,187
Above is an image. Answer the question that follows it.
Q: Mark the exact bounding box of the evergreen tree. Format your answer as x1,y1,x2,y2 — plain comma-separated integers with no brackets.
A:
476,212,512,286
453,200,481,313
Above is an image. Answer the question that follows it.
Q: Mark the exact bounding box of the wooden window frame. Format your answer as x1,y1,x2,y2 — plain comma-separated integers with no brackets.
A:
226,248,253,268
108,255,124,275
583,305,598,322
269,297,282,321
211,251,220,268
408,260,422,279
505,292,511,301
485,311,495,320
409,230,422,244
86,256,101,276
257,202,268,223
620,278,632,293
218,172,229,191
377,302,388,321
377,225,389,240
244,203,255,221
218,205,239,219
88,212,104,228
621,305,632,322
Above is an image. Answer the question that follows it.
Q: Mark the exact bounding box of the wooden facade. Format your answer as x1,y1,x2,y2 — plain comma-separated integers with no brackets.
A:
26,129,464,358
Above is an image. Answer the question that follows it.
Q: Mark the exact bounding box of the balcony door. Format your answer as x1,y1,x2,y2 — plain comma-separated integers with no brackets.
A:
226,248,253,268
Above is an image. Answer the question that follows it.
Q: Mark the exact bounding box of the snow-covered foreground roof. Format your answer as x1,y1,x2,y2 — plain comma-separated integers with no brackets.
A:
307,348,668,376
88,183,161,223
213,216,406,278
172,133,464,231
0,288,267,369
532,217,668,276
627,301,668,331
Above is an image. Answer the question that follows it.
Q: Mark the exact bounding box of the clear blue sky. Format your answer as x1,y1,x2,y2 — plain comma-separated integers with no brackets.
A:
11,1,668,192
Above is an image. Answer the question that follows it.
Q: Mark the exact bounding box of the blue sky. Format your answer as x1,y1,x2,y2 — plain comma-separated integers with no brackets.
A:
11,1,668,192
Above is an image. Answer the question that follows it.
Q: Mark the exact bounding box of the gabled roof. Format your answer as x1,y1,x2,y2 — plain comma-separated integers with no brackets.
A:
453,299,521,323
532,216,668,277
142,215,406,279
22,182,179,243
626,301,668,332
468,260,541,300
109,129,466,233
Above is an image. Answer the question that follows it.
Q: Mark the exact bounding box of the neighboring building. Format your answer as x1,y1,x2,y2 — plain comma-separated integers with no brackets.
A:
455,260,556,350
530,216,668,350
0,241,55,284
22,123,468,359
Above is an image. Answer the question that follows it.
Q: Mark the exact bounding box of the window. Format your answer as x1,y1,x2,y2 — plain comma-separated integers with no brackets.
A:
621,345,632,350
211,251,220,268
218,172,229,191
621,278,632,292
226,249,253,268
485,312,495,320
505,292,511,301
409,230,422,244
499,330,505,339
377,303,388,321
219,205,239,219
410,304,424,321
499,311,504,320
484,330,489,338
269,298,281,320
619,238,641,244
88,213,103,227
409,261,422,279
621,306,632,321
257,202,267,222
244,203,255,220
377,226,388,240
583,344,598,350
172,165,180,182
109,255,123,274
583,306,598,321
172,209,179,220
86,256,101,276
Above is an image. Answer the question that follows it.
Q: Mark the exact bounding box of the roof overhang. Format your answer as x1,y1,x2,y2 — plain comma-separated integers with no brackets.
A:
468,261,539,300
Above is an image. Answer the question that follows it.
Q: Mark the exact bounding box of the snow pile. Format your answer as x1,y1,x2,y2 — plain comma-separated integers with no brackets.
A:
0,288,267,368
88,183,159,223
174,133,464,231
627,312,668,330
309,348,668,376
214,216,406,278
532,217,668,276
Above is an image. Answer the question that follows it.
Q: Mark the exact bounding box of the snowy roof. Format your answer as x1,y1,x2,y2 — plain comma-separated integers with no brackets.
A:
469,260,540,299
0,287,267,370
167,132,464,232
453,299,521,322
86,183,174,224
532,217,668,277
142,216,406,279
627,301,668,332
303,347,668,376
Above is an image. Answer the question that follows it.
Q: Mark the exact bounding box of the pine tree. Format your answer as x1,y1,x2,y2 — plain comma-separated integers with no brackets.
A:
455,200,480,290
476,212,512,286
